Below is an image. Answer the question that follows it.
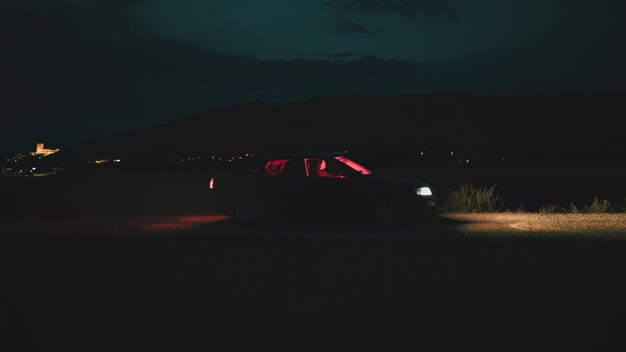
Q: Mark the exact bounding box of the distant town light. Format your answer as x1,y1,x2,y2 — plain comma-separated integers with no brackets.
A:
30,143,59,157
113,159,121,163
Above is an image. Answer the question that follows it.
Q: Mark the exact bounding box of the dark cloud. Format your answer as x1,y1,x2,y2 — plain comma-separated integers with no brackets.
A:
327,52,361,58
0,0,147,32
1,0,145,12
0,1,419,152
2,0,626,153
428,32,447,39
322,0,459,23
336,20,376,35
0,0,147,61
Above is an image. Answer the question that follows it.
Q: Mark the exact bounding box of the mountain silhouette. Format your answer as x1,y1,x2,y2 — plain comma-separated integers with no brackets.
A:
64,94,626,165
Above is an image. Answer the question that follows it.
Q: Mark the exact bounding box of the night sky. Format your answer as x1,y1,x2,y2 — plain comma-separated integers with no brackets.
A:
2,0,625,152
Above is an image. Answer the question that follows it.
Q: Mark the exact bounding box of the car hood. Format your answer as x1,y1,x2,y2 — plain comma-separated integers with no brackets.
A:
367,175,430,188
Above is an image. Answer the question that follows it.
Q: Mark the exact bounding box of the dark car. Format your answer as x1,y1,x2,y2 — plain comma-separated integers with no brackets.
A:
209,153,436,224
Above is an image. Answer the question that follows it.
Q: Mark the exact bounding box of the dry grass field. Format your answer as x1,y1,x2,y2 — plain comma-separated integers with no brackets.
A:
446,213,626,239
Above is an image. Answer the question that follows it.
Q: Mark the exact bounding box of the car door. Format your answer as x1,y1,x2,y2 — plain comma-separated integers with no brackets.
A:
270,157,309,214
244,158,300,211
302,157,361,217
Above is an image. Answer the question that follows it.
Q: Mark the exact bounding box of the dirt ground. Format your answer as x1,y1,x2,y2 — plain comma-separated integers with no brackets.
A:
4,167,626,350
5,212,626,351
446,213,626,239
4,211,625,240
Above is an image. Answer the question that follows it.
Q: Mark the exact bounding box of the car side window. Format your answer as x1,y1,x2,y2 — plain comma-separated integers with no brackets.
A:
304,158,350,178
250,158,302,176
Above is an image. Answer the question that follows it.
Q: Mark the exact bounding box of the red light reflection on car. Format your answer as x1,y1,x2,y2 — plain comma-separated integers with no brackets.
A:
334,156,372,175
137,215,229,232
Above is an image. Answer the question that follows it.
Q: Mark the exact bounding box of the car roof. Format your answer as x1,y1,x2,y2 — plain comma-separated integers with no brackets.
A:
254,152,336,160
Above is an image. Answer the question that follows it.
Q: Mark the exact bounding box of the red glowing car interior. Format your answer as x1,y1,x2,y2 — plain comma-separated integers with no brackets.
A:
334,156,372,176
251,159,293,176
305,158,336,177
305,157,371,178
251,156,373,178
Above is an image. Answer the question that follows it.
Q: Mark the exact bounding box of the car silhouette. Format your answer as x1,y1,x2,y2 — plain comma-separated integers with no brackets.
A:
209,153,436,224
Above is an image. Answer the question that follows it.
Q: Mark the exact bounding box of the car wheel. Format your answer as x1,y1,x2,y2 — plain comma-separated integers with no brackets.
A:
234,199,260,224
373,199,403,225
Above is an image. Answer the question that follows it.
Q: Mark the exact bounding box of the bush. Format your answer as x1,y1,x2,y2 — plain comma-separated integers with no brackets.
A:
538,204,566,213
585,197,612,213
616,198,626,213
569,202,579,214
443,182,505,213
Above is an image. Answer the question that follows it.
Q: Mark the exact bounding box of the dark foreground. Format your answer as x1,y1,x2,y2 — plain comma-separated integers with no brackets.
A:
4,216,626,351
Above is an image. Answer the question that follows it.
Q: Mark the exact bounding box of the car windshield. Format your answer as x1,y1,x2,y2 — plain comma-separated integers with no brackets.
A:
334,156,372,175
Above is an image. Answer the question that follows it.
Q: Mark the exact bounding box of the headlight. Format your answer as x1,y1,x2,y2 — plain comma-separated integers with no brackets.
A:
415,187,432,196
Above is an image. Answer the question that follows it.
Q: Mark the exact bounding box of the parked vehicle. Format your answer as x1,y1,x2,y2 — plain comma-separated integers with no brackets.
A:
209,153,436,224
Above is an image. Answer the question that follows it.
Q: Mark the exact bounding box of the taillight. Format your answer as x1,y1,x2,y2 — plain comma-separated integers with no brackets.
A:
209,177,215,190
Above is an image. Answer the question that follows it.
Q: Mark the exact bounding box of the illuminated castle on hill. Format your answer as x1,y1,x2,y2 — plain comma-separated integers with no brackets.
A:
31,143,59,157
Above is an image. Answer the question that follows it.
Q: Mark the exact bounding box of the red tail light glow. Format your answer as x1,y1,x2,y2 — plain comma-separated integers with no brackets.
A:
209,177,215,190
